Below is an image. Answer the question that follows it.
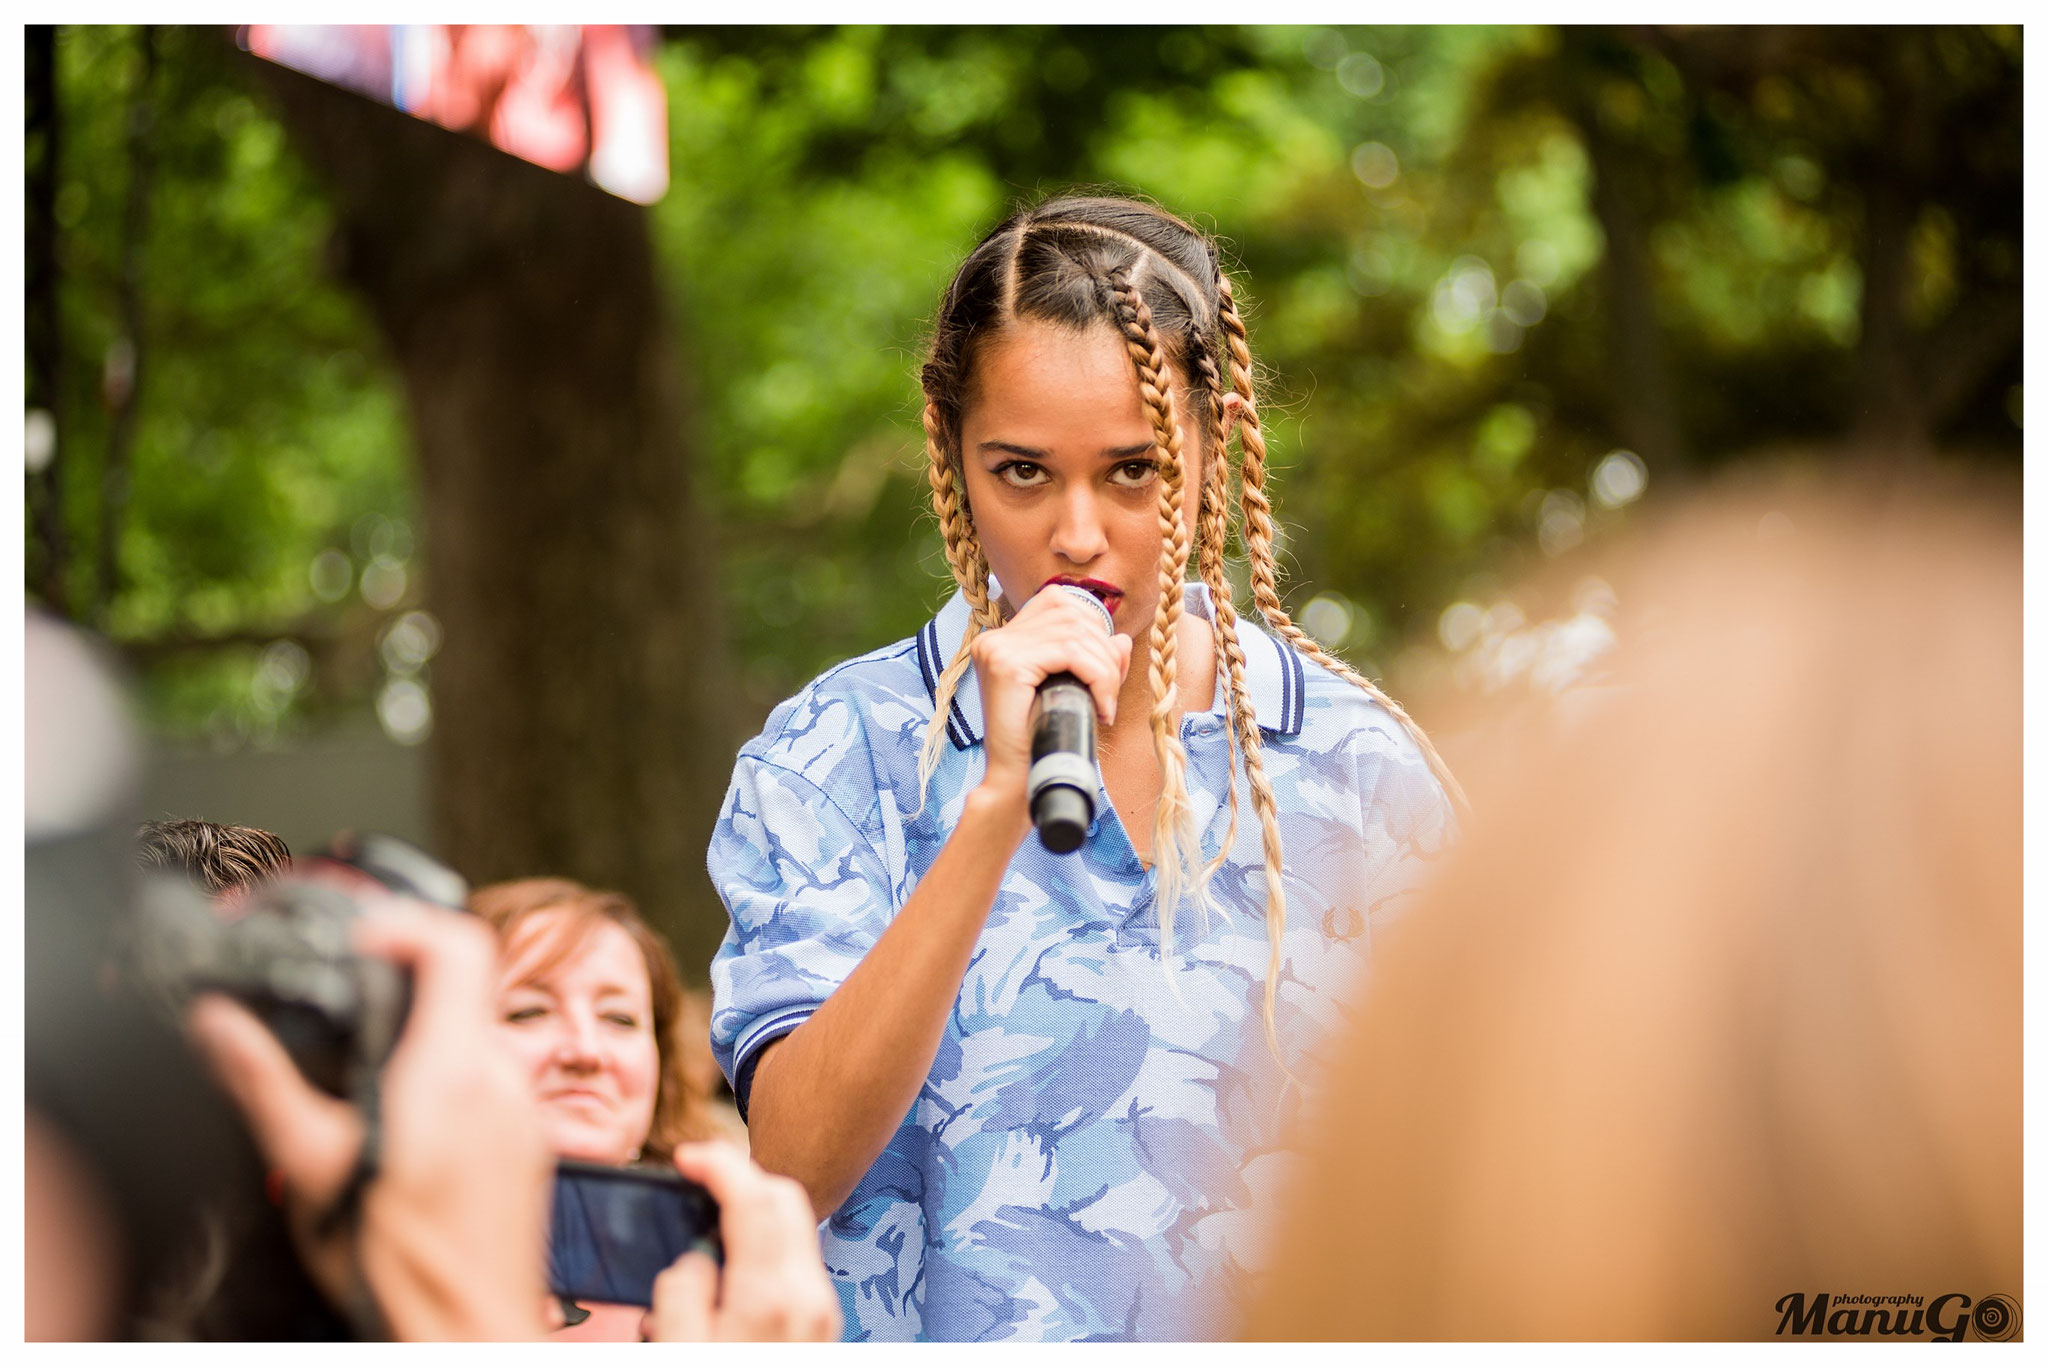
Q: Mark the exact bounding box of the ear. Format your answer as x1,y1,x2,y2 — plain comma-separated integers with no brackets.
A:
1218,388,1250,442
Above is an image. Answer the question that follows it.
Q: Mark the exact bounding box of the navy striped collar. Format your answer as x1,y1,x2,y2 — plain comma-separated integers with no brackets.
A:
915,581,1307,751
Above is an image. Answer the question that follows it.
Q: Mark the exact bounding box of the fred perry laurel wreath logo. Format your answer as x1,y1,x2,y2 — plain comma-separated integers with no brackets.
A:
1773,1292,2021,1341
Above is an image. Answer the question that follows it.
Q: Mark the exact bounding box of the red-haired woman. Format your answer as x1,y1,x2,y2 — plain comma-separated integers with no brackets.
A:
473,877,835,1342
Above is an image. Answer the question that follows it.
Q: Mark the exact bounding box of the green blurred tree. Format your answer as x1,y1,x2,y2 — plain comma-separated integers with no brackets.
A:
29,24,2019,967
32,25,416,736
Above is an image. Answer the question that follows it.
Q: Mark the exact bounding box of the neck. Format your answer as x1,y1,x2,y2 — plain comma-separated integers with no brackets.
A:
1106,610,1215,752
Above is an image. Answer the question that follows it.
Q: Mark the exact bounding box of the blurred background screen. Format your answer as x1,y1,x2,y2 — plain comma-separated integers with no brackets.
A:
241,24,668,204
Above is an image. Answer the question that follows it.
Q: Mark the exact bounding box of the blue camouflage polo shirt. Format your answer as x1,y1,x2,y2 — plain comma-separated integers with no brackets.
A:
708,583,1454,1341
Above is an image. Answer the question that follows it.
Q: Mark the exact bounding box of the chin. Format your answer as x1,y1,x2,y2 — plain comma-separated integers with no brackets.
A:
545,1123,640,1167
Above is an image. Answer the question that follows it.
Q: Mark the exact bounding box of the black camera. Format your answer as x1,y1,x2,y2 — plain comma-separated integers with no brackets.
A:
120,831,468,1100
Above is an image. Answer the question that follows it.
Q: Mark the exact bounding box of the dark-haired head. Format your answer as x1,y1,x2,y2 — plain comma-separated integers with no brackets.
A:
134,819,291,901
922,196,1227,471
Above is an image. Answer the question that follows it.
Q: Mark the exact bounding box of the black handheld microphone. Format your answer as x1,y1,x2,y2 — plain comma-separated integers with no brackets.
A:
1028,584,1116,854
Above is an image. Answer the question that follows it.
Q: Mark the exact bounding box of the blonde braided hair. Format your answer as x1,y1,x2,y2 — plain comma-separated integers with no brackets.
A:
1217,272,1472,815
1188,322,1292,1068
1104,262,1208,951
916,399,1005,811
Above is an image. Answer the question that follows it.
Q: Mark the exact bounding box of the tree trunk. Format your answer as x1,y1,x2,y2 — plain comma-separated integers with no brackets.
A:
1847,35,1940,459
1557,27,1691,489
1847,170,1930,455
248,53,737,978
98,24,157,629
1580,116,1691,487
26,25,69,615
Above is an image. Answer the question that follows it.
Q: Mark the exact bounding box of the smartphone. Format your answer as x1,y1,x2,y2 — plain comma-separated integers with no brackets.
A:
547,1159,722,1308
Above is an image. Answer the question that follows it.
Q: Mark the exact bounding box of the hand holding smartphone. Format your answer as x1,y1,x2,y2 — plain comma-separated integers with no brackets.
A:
547,1159,721,1309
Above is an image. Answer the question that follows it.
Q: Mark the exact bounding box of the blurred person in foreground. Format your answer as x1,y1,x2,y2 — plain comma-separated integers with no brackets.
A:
135,817,292,903
471,877,835,1341
27,619,399,1340
1242,473,2020,1340
123,815,337,1338
26,610,247,1339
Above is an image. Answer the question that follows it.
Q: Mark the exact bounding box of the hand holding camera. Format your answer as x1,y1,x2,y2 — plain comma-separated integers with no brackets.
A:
186,892,551,1340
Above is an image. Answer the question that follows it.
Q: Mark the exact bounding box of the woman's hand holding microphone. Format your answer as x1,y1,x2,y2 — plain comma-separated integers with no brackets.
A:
970,584,1132,840
742,583,1137,1223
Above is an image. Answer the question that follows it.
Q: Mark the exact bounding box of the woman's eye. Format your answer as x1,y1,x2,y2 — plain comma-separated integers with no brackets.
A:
1110,460,1158,487
994,461,1048,488
503,1005,546,1024
604,1013,641,1030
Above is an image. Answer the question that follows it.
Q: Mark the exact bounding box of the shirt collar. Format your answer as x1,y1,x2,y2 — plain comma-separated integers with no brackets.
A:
916,580,1307,751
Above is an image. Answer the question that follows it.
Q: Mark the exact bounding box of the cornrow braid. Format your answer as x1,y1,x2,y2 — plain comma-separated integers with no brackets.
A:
1029,216,1216,315
916,400,1004,811
1218,273,1472,816
1106,263,1208,958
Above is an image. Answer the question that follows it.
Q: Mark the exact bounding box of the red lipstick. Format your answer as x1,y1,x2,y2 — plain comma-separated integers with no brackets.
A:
1045,576,1123,616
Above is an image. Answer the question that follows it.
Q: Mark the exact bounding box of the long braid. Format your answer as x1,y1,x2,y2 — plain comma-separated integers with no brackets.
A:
1218,274,1472,816
1106,264,1206,961
917,400,1004,811
1189,329,1295,1072
1190,344,1244,885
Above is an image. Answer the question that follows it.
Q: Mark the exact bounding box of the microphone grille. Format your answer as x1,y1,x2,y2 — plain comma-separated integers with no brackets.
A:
1047,583,1115,634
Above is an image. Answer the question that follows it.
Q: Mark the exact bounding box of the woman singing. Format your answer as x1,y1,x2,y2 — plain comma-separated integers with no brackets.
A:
708,195,1463,1341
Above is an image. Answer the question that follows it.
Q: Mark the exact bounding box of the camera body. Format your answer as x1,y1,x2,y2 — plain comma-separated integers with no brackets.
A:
122,832,465,1099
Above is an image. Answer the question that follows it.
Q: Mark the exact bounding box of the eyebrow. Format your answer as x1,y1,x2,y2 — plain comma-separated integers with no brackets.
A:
501,981,646,1003
977,440,1158,461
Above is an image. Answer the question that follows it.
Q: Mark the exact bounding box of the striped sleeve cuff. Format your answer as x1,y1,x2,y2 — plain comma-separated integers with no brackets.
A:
729,1004,819,1122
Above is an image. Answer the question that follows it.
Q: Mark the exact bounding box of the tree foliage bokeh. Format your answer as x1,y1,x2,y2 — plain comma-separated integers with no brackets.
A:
28,24,2021,911
33,25,415,743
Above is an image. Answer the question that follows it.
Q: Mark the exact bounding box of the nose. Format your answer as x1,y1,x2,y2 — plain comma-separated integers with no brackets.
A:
1049,484,1109,566
550,1008,605,1071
